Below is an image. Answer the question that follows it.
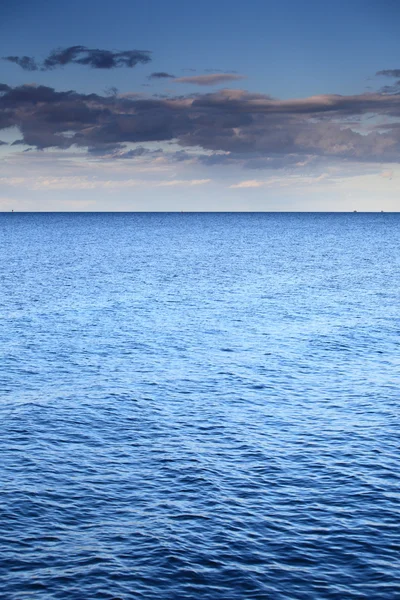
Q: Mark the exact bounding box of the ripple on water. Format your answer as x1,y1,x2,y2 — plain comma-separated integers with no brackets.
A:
1,213,400,599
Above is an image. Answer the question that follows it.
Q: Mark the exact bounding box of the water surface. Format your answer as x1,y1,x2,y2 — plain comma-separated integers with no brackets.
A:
1,213,399,599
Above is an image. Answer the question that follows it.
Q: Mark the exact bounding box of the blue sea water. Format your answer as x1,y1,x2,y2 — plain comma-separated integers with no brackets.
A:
0,212,399,599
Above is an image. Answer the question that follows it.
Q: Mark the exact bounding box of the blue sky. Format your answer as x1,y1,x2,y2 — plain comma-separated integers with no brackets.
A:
1,0,400,210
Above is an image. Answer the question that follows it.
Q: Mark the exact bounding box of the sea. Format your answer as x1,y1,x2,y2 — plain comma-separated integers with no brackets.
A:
1,212,399,599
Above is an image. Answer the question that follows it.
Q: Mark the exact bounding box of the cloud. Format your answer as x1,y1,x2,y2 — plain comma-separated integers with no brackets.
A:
2,83,400,166
190,88,400,116
149,72,175,79
380,82,400,95
375,70,400,94
157,179,211,187
376,69,400,78
198,151,316,170
0,175,143,190
106,146,164,159
3,56,38,71
230,180,265,188
0,174,211,190
174,74,246,86
4,46,151,71
230,173,330,190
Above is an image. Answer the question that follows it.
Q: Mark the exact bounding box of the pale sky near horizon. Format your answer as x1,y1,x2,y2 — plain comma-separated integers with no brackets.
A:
1,0,400,211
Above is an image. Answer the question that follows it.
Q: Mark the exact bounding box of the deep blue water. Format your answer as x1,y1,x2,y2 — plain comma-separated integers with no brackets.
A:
1,212,399,599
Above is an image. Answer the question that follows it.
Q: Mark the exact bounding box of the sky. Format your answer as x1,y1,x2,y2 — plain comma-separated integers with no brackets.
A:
1,0,400,211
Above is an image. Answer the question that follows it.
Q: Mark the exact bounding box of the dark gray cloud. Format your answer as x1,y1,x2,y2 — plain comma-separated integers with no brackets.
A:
376,69,400,94
0,84,87,108
1,84,400,163
44,46,151,69
376,69,400,78
148,72,175,79
43,46,86,69
0,83,11,92
3,55,38,71
4,46,151,71
86,143,125,156
380,81,400,95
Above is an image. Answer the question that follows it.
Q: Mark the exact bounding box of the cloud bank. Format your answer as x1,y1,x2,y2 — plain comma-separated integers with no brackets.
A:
1,83,400,166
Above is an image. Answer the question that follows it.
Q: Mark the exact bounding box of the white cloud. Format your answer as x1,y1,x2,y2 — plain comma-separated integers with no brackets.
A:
0,176,144,190
0,175,212,191
230,180,266,189
157,179,211,187
229,173,331,190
